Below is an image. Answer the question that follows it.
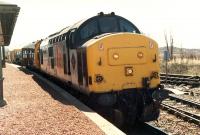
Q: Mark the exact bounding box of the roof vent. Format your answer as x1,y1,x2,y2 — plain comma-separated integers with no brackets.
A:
98,12,104,16
111,12,115,15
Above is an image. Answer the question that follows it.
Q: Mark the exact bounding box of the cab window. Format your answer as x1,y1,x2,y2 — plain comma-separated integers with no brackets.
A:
99,17,118,33
119,19,136,33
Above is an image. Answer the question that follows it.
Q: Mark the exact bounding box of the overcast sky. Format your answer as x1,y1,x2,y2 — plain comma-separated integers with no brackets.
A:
6,0,200,50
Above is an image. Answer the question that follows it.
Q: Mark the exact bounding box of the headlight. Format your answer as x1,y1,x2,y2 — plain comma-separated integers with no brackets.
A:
137,52,143,59
125,67,133,76
113,53,119,60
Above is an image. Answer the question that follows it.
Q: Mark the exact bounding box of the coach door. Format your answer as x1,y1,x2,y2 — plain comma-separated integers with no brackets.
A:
76,47,89,89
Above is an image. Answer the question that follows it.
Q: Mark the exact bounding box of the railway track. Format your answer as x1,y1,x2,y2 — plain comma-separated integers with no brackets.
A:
168,94,200,109
161,94,200,126
160,73,200,87
19,66,168,135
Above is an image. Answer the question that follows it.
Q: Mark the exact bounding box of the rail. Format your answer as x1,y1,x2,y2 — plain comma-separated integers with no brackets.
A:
168,94,200,109
161,103,200,126
160,73,200,87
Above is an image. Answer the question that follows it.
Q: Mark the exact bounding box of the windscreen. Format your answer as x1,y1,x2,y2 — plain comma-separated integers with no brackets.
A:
99,17,118,33
98,16,139,33
78,16,140,44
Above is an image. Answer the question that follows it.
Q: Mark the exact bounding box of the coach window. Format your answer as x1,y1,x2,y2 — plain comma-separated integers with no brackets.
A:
49,39,52,44
63,53,67,74
31,50,34,58
40,49,43,64
80,20,98,40
99,17,118,33
58,36,60,42
23,50,27,58
48,47,54,69
53,38,56,44
48,47,53,57
61,34,65,40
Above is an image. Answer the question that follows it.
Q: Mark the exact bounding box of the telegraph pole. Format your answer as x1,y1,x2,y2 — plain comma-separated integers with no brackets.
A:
0,46,6,107
164,50,170,84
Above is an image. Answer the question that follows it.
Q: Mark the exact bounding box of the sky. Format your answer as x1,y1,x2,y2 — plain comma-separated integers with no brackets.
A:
5,0,200,50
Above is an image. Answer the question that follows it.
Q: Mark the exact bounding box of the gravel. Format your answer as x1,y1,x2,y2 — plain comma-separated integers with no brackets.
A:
150,85,200,134
165,84,200,103
149,111,200,135
0,64,105,135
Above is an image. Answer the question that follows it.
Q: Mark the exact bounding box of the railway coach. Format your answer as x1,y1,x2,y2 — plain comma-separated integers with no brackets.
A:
21,43,35,67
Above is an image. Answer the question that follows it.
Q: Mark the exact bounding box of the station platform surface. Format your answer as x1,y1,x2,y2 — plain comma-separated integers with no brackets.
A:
0,64,124,135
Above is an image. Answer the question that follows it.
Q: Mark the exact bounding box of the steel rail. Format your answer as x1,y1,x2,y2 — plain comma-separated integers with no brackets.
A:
160,73,199,78
168,94,200,109
160,73,200,87
161,103,200,126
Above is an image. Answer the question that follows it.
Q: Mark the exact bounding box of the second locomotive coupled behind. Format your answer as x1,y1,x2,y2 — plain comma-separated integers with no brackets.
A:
10,12,163,126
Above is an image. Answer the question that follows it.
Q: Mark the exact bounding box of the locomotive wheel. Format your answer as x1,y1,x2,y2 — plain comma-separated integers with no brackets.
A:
113,109,124,128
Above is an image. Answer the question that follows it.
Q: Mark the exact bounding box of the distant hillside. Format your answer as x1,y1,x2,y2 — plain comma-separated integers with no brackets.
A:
159,46,200,55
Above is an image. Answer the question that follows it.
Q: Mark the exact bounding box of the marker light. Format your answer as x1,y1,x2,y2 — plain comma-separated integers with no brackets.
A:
99,43,104,50
149,41,154,48
137,52,143,59
113,53,119,60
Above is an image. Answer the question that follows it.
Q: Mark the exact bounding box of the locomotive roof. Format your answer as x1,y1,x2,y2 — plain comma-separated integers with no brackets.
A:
58,12,140,35
59,20,86,35
44,12,141,47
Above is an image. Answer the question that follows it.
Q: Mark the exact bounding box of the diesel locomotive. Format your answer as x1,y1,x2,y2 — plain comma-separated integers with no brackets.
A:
10,12,163,126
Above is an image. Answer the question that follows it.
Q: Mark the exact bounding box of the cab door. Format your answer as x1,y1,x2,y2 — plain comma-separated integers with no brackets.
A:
64,32,72,82
68,29,79,86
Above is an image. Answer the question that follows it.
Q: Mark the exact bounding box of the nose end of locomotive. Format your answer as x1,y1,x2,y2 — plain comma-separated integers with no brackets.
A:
138,85,168,122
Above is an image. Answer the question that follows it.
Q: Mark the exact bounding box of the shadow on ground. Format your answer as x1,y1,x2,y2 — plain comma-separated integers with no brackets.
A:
17,67,93,112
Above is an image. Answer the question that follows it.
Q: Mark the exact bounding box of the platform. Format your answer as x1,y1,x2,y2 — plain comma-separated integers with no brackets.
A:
0,63,124,135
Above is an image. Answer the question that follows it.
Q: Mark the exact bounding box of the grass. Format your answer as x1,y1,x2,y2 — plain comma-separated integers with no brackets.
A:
160,58,200,76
